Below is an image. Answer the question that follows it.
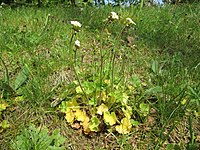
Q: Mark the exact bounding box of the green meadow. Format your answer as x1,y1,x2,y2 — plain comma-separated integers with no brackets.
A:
0,3,199,150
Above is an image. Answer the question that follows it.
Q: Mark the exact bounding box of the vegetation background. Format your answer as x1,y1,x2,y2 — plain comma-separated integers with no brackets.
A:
0,0,199,149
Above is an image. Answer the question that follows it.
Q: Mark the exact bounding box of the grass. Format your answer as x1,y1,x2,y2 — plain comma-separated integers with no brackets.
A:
0,3,200,150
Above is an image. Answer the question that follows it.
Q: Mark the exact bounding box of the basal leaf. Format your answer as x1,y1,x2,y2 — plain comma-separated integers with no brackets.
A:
122,93,129,105
104,111,117,126
151,60,159,73
88,97,97,106
65,108,75,124
97,103,108,115
116,117,132,134
14,65,29,90
131,120,140,127
122,106,132,119
81,116,90,133
145,86,162,94
0,103,9,111
88,116,99,132
1,119,9,129
139,103,149,117
75,86,82,94
75,109,88,122
66,99,79,110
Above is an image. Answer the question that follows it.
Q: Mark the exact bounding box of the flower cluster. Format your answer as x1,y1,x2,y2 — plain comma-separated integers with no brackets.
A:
70,21,82,48
70,21,82,32
108,12,119,21
125,18,136,26
107,12,136,28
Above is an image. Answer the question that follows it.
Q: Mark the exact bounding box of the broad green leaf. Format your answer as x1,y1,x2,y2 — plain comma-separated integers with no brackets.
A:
1,120,9,129
51,129,66,147
88,116,99,132
14,65,29,90
139,103,149,117
104,111,117,126
10,125,66,150
59,101,68,113
59,99,79,113
14,96,25,102
166,144,174,150
88,97,97,106
0,82,15,97
151,60,158,73
145,86,162,94
0,103,9,111
97,103,108,115
131,75,141,87
131,120,140,126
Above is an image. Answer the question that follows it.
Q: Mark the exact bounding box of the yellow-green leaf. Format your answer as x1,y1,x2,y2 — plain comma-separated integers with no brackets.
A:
75,109,88,122
122,93,129,105
97,103,108,115
139,103,149,117
65,108,75,124
0,103,9,111
181,99,187,105
104,111,117,126
121,117,132,130
14,96,25,102
116,117,132,134
88,116,99,132
66,99,79,111
1,120,9,129
75,86,83,94
80,116,90,133
122,106,132,119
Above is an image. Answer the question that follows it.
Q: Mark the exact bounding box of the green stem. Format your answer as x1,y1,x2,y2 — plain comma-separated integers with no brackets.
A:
111,49,116,93
70,31,76,45
72,64,89,102
189,115,194,144
74,49,77,66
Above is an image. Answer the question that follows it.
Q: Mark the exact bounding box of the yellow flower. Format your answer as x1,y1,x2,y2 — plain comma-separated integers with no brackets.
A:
109,12,119,21
125,18,136,26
